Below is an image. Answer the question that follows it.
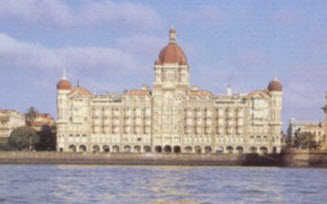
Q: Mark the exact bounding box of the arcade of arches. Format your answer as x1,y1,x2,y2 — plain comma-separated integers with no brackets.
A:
65,144,276,154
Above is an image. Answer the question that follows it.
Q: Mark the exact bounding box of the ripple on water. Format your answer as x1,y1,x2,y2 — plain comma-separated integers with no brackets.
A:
0,165,327,204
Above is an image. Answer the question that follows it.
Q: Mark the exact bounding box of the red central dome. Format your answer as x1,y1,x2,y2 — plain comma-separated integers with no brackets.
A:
155,28,188,66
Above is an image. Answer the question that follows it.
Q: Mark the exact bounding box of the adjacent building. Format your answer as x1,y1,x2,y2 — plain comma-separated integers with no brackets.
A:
322,93,327,150
28,113,55,132
56,28,283,154
287,119,325,146
0,109,26,144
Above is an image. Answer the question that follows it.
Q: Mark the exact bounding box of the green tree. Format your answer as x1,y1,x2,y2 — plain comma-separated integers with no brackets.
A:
294,131,319,150
8,126,40,151
35,125,56,151
25,107,38,126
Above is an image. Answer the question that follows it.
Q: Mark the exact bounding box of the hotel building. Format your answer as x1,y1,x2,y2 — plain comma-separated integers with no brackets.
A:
56,28,283,154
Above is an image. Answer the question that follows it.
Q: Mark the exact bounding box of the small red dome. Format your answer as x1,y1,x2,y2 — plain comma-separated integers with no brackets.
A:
155,28,188,66
57,79,72,90
268,79,282,92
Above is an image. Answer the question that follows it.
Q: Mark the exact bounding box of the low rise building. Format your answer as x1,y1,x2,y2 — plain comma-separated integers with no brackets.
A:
322,93,327,150
28,113,55,132
0,109,26,144
287,119,325,146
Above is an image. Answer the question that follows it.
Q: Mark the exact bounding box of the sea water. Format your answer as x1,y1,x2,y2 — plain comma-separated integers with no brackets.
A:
0,165,326,204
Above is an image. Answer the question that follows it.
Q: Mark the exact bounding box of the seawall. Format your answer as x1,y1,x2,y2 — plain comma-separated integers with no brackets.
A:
0,151,326,167
282,149,327,168
0,152,283,166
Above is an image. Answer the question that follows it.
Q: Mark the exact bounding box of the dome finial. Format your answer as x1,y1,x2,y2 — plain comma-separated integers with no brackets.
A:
273,76,279,81
169,26,176,43
62,68,67,80
57,68,72,90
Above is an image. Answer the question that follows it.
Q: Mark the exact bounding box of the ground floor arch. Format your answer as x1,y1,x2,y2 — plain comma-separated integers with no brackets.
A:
134,145,141,153
103,145,110,153
79,145,87,152
112,145,120,153
250,146,257,154
164,145,172,153
93,145,100,153
155,146,162,153
260,146,268,154
144,146,151,153
226,146,233,154
204,146,212,154
216,146,224,153
195,146,202,154
173,146,181,153
69,145,76,152
184,146,192,153
124,145,131,153
236,146,244,154
273,146,277,154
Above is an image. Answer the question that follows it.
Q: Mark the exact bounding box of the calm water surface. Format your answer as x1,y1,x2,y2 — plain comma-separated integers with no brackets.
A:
0,165,326,204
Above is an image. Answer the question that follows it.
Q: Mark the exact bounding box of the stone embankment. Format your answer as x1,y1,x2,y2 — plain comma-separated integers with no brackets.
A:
0,152,281,166
0,150,326,167
282,149,327,168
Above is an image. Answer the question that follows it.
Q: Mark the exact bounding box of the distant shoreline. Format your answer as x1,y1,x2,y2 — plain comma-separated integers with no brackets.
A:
0,151,326,167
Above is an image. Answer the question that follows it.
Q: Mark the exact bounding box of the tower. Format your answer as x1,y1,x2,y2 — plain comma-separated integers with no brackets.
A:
268,77,283,152
152,28,190,148
56,70,71,121
153,27,190,91
56,69,72,151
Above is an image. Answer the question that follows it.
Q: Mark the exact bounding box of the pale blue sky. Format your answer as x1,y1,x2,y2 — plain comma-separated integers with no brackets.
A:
0,0,327,131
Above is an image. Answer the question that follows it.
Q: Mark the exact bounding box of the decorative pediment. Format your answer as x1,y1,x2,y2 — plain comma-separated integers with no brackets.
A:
247,90,270,98
68,87,93,98
187,90,213,97
125,90,151,96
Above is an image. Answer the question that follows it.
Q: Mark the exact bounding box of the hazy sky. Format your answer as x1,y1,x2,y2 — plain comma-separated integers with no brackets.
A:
0,0,326,130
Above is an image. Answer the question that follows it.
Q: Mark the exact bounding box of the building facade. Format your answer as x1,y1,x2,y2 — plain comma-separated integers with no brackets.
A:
322,93,327,150
0,109,26,144
56,29,283,154
287,119,325,146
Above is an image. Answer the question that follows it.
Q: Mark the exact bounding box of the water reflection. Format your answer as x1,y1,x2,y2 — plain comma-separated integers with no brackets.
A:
141,166,199,204
0,165,327,204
